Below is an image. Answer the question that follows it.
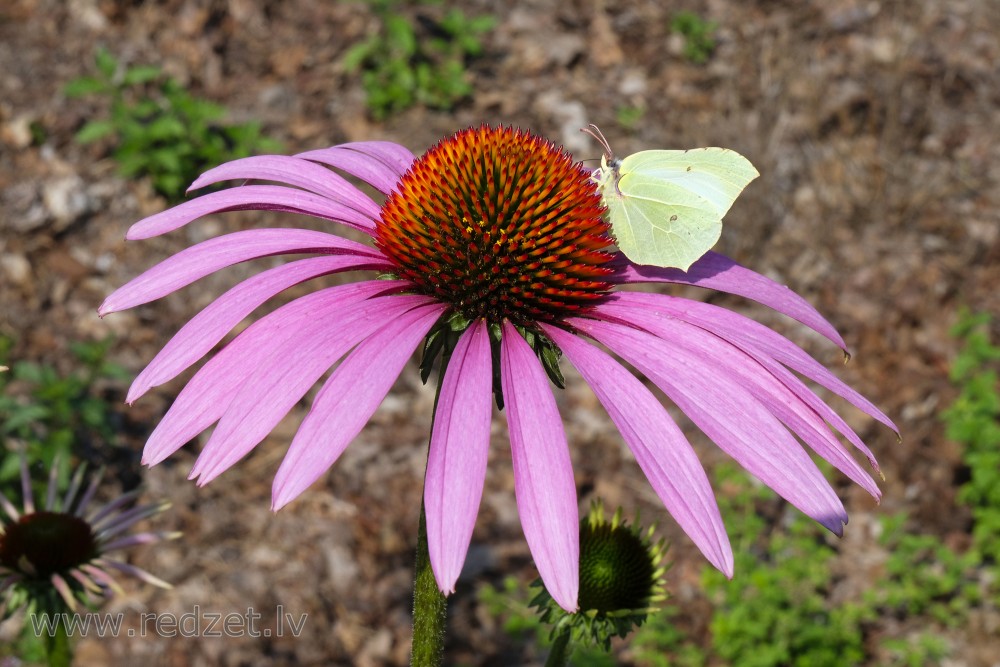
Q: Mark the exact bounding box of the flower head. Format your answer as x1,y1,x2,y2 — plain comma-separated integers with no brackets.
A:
531,501,669,650
101,125,897,613
0,456,177,616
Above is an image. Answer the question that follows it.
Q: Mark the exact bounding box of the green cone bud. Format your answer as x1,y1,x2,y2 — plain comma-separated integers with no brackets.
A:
531,501,669,652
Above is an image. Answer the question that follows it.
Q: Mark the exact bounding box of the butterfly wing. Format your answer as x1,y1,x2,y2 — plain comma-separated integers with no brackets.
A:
607,148,759,270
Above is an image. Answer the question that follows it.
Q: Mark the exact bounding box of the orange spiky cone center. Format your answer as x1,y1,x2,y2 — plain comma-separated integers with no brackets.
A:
374,125,615,326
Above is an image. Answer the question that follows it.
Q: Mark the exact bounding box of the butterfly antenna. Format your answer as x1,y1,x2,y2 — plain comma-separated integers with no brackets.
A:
580,124,615,161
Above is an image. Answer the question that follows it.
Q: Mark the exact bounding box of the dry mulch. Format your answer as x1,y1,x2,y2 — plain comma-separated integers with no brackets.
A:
2,0,999,664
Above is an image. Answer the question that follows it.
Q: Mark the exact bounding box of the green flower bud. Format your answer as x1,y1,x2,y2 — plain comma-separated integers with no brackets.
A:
532,501,669,653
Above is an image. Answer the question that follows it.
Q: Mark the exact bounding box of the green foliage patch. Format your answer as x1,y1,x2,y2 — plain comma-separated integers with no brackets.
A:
670,11,717,65
66,48,280,201
0,337,128,492
944,311,1000,564
344,0,494,119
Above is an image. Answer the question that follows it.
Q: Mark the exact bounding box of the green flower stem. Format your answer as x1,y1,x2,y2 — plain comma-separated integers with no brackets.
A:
412,502,448,666
411,345,453,666
43,613,72,667
545,629,572,667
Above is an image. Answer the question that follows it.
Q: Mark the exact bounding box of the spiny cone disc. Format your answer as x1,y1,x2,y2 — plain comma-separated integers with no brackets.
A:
375,125,615,327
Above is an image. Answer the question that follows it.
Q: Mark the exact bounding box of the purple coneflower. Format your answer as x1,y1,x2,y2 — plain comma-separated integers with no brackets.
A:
0,457,176,615
100,125,895,613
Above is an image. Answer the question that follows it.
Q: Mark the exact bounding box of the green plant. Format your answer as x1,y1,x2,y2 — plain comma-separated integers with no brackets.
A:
670,11,717,64
697,467,870,667
479,576,545,641
343,1,494,119
882,633,949,667
0,337,129,490
478,576,617,666
629,604,706,667
869,513,981,625
65,48,281,201
943,310,1000,563
615,105,646,133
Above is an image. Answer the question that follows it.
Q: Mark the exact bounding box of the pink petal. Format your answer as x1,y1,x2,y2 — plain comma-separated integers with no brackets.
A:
500,321,579,612
593,303,881,500
571,316,849,535
101,531,179,551
188,155,381,218
74,468,105,518
425,322,493,594
339,141,417,175
611,251,848,352
190,294,437,484
126,185,377,240
128,254,392,403
752,358,882,472
86,489,141,525
607,291,897,437
607,295,885,469
79,563,123,592
296,147,404,195
96,558,172,589
141,280,404,466
541,324,734,576
611,292,899,468
271,302,445,508
61,463,89,514
68,568,103,594
50,574,78,612
99,228,380,315
19,456,34,514
0,490,20,523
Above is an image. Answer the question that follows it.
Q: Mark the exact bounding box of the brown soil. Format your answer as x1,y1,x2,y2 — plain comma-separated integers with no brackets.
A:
1,0,999,665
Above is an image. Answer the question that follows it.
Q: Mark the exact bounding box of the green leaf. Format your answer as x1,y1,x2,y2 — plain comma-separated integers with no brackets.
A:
149,147,184,172
146,115,187,141
343,43,373,71
64,76,108,98
467,15,497,33
131,98,161,118
122,65,162,86
95,47,118,79
385,14,417,57
74,120,117,144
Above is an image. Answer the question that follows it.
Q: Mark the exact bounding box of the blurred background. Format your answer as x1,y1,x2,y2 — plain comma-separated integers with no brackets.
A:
1,0,998,664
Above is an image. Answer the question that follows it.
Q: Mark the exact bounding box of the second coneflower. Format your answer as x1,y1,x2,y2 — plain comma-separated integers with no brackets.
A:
0,457,176,617
100,125,896,612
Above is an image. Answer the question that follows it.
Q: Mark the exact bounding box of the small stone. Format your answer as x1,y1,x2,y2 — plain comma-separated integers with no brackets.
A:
589,7,623,67
4,182,46,232
42,175,91,231
826,2,880,32
322,540,361,593
533,92,589,156
618,69,648,97
869,37,896,63
1,114,33,149
0,253,31,287
259,84,298,113
543,33,585,68
357,628,393,667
